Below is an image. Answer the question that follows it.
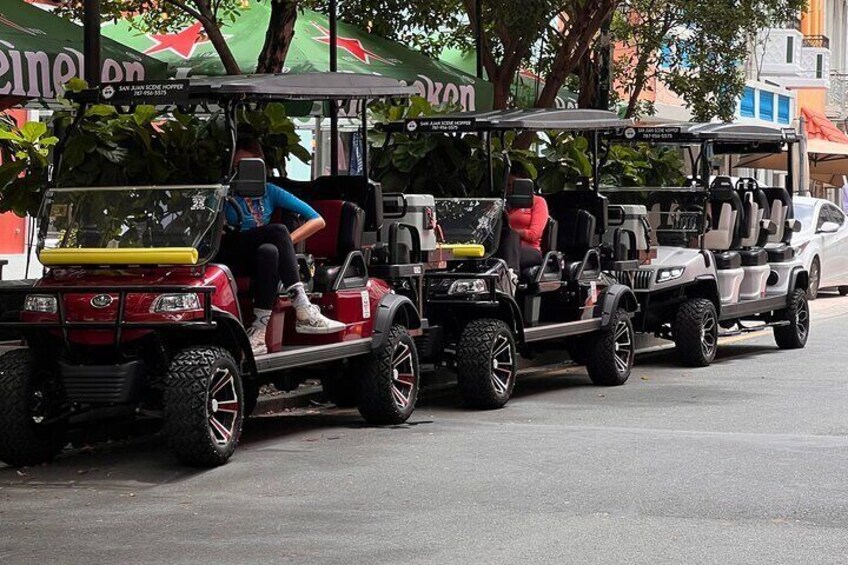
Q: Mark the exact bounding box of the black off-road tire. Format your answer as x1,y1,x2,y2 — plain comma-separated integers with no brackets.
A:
243,379,259,417
808,257,820,300
673,298,719,367
839,286,848,296
456,319,517,409
566,336,589,366
164,346,244,467
322,361,359,408
356,325,419,425
585,308,634,386
774,288,810,349
0,349,68,467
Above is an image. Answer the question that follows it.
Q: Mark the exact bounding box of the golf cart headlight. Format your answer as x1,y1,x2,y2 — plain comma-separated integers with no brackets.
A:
151,293,201,313
448,278,488,295
656,267,685,283
23,294,57,314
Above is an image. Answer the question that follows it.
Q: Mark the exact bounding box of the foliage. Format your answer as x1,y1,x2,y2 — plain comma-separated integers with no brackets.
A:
0,117,59,217
308,0,617,110
369,98,684,196
0,92,308,218
614,0,806,122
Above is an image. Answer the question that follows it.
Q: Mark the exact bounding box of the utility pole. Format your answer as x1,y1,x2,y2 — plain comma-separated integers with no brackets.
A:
83,0,101,87
329,0,339,175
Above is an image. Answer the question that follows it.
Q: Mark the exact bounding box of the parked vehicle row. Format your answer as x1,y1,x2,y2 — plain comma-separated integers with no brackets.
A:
0,75,811,469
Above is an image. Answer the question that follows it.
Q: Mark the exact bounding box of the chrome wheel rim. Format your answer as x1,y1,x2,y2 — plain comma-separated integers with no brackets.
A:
207,367,240,446
796,298,809,342
490,334,514,397
613,320,633,375
390,340,416,410
700,311,717,359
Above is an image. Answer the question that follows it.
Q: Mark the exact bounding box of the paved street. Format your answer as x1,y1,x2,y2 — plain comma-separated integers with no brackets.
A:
2,295,848,564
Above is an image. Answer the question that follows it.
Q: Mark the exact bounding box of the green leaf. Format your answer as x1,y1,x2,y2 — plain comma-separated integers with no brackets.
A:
20,122,47,143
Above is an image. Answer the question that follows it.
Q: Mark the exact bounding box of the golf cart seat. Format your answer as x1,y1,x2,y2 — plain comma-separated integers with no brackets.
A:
736,179,770,267
704,177,744,252
763,187,796,262
305,200,367,292
520,217,561,284
647,193,681,245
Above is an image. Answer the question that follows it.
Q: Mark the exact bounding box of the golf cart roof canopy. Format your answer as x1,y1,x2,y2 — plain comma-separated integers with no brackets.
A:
609,122,797,145
75,73,418,105
386,108,631,133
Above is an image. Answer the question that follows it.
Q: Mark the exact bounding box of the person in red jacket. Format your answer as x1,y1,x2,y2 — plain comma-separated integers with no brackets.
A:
497,162,549,273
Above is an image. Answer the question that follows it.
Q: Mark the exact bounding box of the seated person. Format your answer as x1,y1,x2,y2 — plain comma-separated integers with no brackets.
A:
218,138,344,356
497,162,548,273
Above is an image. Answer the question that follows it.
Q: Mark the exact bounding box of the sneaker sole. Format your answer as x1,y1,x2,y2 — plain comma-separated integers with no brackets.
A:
295,324,346,335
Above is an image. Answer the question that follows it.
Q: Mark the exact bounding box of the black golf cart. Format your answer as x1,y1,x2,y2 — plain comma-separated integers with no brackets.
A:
0,73,428,467
378,109,640,409
600,123,810,366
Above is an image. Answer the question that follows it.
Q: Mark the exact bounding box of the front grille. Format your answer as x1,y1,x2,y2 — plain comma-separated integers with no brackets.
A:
632,270,653,290
60,361,144,404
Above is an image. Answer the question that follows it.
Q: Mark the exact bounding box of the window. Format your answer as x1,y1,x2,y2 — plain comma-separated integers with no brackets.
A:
778,96,791,124
740,87,756,118
824,204,845,227
759,91,775,121
816,205,828,230
786,36,794,63
816,54,824,79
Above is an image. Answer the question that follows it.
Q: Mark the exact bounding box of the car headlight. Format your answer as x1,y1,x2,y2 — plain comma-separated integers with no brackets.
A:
151,293,201,313
23,294,57,314
447,278,489,295
792,241,809,256
656,267,685,283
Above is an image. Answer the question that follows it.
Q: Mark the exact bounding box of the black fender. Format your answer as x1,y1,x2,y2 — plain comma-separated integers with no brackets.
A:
690,275,722,318
211,309,257,378
495,292,525,344
788,266,809,299
598,284,638,329
371,293,421,351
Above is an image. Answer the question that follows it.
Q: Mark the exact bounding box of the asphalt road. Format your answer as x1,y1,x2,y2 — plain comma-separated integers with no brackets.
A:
3,294,848,564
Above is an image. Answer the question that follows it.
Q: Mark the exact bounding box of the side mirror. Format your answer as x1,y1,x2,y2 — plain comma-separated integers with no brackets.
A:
507,178,534,209
786,218,802,233
818,221,839,234
231,158,267,198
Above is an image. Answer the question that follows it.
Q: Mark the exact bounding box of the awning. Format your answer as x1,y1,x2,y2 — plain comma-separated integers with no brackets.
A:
736,108,848,182
101,4,493,112
0,1,168,108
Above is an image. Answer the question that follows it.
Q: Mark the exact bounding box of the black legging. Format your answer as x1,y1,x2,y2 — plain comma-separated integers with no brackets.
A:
497,228,543,272
216,224,299,309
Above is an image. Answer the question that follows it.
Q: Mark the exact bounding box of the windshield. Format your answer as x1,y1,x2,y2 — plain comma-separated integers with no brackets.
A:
39,185,226,263
793,202,816,234
436,198,504,254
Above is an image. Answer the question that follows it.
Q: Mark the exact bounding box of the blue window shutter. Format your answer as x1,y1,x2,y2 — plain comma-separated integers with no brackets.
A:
778,96,791,124
740,87,756,118
759,91,775,121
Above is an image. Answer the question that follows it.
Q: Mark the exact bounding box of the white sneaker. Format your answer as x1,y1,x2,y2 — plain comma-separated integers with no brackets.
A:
295,304,346,334
247,324,268,356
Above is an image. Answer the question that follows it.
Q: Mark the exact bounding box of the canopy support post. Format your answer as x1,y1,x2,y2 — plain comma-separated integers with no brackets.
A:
83,0,101,87
329,0,339,176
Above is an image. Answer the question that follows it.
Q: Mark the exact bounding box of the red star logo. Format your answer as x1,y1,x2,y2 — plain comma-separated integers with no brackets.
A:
145,22,208,59
312,23,392,65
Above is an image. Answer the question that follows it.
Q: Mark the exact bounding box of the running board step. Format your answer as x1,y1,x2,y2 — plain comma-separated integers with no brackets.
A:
718,320,790,338
523,318,602,343
254,338,373,374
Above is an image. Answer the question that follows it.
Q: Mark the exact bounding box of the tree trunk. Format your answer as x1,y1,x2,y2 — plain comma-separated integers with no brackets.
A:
624,52,652,118
256,0,299,73
576,51,598,109
188,0,241,74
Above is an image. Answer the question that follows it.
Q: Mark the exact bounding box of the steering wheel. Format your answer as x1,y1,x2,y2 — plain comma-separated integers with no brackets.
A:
223,197,244,234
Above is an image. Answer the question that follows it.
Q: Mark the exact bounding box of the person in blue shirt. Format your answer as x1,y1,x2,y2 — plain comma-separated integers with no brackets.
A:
218,138,344,355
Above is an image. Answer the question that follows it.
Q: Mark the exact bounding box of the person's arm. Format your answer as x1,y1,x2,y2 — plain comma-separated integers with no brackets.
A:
519,196,549,245
269,183,326,244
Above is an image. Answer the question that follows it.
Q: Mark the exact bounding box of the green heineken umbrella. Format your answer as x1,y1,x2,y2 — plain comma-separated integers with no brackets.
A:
440,47,577,109
102,4,493,111
0,0,168,107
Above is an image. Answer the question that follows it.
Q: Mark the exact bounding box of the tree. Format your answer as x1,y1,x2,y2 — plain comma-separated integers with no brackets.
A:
56,0,301,74
614,0,805,122
309,1,618,110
